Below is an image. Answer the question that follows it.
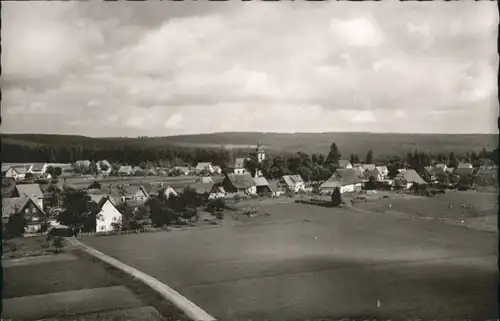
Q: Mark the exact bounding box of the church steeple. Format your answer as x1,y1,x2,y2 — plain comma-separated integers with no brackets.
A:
256,141,265,163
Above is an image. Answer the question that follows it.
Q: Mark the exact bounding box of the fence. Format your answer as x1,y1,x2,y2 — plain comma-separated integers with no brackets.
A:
76,226,172,238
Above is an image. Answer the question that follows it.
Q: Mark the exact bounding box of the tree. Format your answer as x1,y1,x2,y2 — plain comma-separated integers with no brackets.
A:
331,187,342,207
350,154,355,165
448,152,459,168
243,158,259,177
5,214,27,239
57,189,93,235
325,142,341,166
45,165,55,176
365,176,377,190
206,198,226,219
116,203,140,230
365,149,373,164
387,166,400,179
54,167,63,177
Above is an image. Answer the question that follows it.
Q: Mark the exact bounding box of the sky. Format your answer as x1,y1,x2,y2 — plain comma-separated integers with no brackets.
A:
2,1,498,136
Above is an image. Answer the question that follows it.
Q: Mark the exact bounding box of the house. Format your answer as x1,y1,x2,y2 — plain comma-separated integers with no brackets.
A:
5,166,28,181
233,158,249,175
164,185,179,199
457,163,473,169
189,183,227,200
117,165,134,176
361,164,376,172
15,184,44,210
454,167,475,177
278,175,305,193
221,173,257,195
376,166,389,178
392,169,427,190
338,159,353,169
364,167,384,182
118,185,149,204
28,163,47,175
92,196,123,233
2,196,45,233
195,162,215,174
213,166,222,175
424,166,439,183
253,177,273,195
320,168,364,194
172,166,190,176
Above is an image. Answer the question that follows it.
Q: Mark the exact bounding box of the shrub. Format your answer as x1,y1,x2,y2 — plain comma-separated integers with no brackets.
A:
52,236,65,253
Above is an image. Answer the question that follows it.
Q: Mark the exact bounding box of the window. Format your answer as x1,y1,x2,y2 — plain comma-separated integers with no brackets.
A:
32,208,37,213
100,217,105,222
25,208,29,214
112,216,117,222
100,226,105,231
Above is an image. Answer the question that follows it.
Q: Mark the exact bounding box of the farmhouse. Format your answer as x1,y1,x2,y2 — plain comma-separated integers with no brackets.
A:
15,184,44,210
253,177,273,195
5,166,28,181
118,185,149,204
278,175,305,193
364,167,384,182
338,159,353,169
196,162,215,174
222,173,257,195
392,169,427,190
376,166,389,178
320,168,364,194
117,165,134,176
213,166,222,175
454,167,475,177
190,183,226,200
361,164,376,172
28,163,47,175
2,196,45,233
93,196,123,232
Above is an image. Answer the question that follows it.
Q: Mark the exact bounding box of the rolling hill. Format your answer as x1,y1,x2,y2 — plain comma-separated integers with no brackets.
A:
2,132,498,157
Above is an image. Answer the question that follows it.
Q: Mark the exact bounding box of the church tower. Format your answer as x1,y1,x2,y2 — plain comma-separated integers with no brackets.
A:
256,142,265,163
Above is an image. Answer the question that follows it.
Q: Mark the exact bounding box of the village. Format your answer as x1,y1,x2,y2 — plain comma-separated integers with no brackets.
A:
2,142,498,237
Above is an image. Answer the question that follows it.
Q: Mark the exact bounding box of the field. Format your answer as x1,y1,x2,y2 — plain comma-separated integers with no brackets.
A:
83,199,498,321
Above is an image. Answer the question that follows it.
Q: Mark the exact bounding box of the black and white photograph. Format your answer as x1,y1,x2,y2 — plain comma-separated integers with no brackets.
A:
1,1,498,320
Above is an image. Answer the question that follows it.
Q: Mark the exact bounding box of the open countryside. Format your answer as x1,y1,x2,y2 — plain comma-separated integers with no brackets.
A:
2,136,498,320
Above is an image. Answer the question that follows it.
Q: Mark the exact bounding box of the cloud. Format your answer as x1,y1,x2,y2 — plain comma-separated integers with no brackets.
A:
1,1,497,136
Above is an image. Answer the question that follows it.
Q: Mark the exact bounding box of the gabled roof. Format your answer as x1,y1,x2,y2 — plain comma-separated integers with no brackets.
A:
2,196,43,218
457,163,473,169
338,159,352,168
454,167,475,176
225,173,256,189
281,175,304,187
361,164,376,172
196,162,213,170
376,166,388,174
16,184,43,199
253,177,270,187
30,163,46,171
336,168,364,185
10,166,28,175
118,165,133,173
395,169,427,185
120,185,149,197
189,182,216,195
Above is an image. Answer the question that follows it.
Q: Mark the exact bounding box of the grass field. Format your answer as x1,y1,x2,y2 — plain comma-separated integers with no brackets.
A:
2,236,61,259
83,201,497,321
353,190,497,221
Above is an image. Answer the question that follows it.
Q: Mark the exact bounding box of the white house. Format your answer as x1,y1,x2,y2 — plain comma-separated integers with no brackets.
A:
278,175,305,193
196,162,215,174
94,197,123,232
164,185,178,199
376,166,389,178
28,163,47,176
233,158,249,175
320,169,364,194
392,169,427,190
5,166,28,181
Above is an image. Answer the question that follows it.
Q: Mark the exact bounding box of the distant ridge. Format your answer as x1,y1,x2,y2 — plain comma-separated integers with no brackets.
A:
2,132,497,156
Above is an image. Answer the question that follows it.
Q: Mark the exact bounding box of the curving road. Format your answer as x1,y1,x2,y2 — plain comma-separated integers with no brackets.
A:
84,203,498,321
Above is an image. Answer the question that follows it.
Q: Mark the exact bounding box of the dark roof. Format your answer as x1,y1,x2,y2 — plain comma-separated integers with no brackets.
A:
454,167,475,176
225,173,256,189
189,183,215,195
336,168,364,185
2,196,43,218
